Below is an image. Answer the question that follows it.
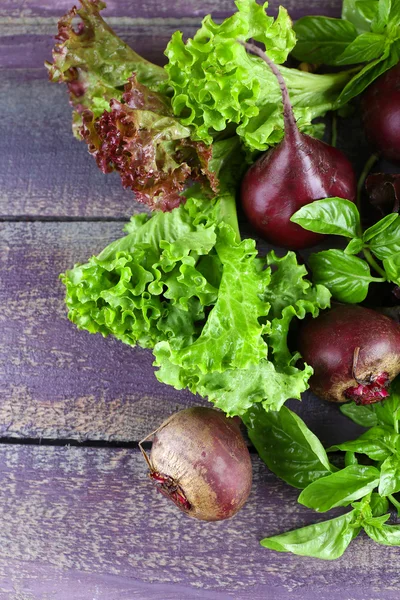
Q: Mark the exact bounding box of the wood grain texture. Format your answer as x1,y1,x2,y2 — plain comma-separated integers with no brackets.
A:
1,220,364,443
0,0,342,70
0,0,343,20
0,445,398,600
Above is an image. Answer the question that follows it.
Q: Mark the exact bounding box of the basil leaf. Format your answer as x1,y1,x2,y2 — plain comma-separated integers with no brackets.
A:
375,377,400,428
370,492,390,516
363,213,399,242
291,198,361,238
345,237,364,254
356,0,380,23
383,252,400,285
364,523,400,545
343,0,377,32
327,429,393,461
244,405,332,489
372,0,392,31
335,32,387,64
261,510,359,559
369,215,400,259
340,401,379,427
309,250,376,303
292,17,358,64
298,465,381,512
336,45,399,106
379,455,400,496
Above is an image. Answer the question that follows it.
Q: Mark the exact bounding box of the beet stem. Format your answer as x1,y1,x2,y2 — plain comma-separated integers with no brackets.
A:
357,153,378,212
239,40,299,139
331,112,337,148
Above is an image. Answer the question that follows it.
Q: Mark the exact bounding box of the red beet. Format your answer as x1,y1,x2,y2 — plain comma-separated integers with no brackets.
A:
140,407,252,521
240,42,357,250
362,62,400,165
298,305,400,404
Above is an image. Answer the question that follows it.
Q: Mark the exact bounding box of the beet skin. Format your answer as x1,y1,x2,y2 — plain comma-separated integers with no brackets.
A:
240,43,357,250
147,407,252,521
298,305,400,404
362,62,400,165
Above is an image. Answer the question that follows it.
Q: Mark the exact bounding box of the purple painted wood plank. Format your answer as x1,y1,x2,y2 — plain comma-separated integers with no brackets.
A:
1,220,364,443
0,1,343,69
0,0,343,20
0,445,398,600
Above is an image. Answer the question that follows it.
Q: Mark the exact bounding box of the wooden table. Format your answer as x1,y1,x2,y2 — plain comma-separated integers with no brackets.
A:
1,1,399,598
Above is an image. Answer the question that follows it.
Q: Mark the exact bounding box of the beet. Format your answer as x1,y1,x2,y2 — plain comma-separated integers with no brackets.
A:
297,305,400,404
362,62,400,165
240,43,357,250
141,407,252,521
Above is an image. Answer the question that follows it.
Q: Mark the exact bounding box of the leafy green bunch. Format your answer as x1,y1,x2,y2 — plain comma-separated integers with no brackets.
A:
244,378,400,559
165,0,358,151
291,196,400,302
62,159,330,416
293,0,400,104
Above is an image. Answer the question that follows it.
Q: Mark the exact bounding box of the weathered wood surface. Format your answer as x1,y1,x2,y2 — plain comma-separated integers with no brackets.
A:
0,220,363,443
0,445,398,600
0,0,343,19
0,0,342,70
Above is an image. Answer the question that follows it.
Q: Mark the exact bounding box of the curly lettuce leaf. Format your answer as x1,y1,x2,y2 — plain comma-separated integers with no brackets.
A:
80,74,217,210
153,223,331,416
45,0,167,137
165,0,354,151
61,195,220,349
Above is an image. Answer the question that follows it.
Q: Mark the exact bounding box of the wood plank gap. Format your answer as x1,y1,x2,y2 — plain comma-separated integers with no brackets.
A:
0,435,261,452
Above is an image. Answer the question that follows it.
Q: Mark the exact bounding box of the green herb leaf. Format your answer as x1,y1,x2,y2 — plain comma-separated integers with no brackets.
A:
298,465,381,512
379,455,400,496
291,197,361,238
345,238,364,255
383,252,400,285
336,44,399,106
372,0,393,32
335,32,387,64
309,250,376,303
343,0,377,32
261,510,360,559
368,215,400,259
340,402,378,427
364,523,400,545
292,17,358,64
363,213,399,242
375,377,400,429
356,0,380,24
370,492,390,516
244,405,333,489
327,427,394,461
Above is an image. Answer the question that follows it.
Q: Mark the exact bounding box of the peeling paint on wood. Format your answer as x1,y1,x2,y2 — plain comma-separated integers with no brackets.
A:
0,446,398,600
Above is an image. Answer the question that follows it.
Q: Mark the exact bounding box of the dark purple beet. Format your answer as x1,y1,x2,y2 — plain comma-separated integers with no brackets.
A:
362,62,400,165
140,407,252,521
366,172,400,216
297,305,400,404
240,43,357,250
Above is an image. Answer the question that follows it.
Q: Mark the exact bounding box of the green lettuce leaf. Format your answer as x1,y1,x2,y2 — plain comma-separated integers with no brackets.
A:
154,233,330,416
62,177,330,416
164,0,355,151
